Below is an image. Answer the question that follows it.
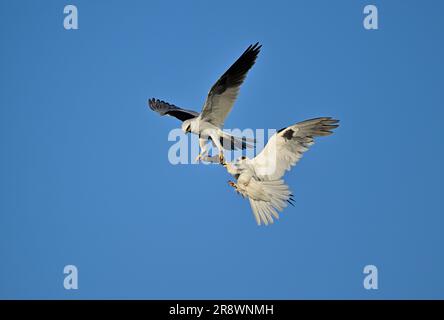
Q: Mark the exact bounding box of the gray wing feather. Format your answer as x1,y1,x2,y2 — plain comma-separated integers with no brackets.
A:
200,43,262,127
148,98,199,122
252,118,340,180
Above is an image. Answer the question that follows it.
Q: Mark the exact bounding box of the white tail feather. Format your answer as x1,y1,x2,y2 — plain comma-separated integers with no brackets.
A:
247,180,293,226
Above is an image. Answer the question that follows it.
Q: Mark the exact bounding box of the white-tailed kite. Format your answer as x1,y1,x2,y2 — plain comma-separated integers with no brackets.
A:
148,43,261,163
222,117,339,226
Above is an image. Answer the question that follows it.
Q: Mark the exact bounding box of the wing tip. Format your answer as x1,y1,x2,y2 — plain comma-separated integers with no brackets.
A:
289,117,340,137
147,97,157,111
246,42,262,58
249,42,262,51
147,98,172,113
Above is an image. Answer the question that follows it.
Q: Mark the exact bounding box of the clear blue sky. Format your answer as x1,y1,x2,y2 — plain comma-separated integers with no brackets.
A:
1,0,443,299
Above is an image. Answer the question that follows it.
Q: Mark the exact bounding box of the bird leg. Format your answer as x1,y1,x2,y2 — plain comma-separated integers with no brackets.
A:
209,133,225,164
195,153,203,162
218,153,225,164
196,138,209,163
228,180,241,195
195,144,209,162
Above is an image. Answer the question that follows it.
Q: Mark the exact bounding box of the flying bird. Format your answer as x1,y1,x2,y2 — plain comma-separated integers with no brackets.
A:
148,43,261,163
222,117,339,226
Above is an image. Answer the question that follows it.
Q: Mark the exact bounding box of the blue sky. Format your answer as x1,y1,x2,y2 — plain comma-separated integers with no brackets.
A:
1,0,443,299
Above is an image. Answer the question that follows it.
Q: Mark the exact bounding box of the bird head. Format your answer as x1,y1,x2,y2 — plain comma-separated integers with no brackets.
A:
223,157,247,174
231,156,249,171
181,120,192,134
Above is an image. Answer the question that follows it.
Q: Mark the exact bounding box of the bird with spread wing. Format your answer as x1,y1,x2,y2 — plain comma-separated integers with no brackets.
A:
148,43,261,163
222,117,339,226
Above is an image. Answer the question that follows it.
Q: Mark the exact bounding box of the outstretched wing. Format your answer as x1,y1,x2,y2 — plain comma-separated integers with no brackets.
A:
148,98,199,122
200,43,262,128
251,118,339,180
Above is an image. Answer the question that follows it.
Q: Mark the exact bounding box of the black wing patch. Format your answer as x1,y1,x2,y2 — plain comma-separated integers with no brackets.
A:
282,129,295,141
148,98,199,122
209,42,262,96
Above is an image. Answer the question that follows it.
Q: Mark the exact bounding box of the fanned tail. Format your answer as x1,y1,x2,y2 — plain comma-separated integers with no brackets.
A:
248,180,293,226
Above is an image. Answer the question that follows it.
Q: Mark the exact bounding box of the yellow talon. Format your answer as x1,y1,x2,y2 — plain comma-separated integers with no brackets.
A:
228,180,242,196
